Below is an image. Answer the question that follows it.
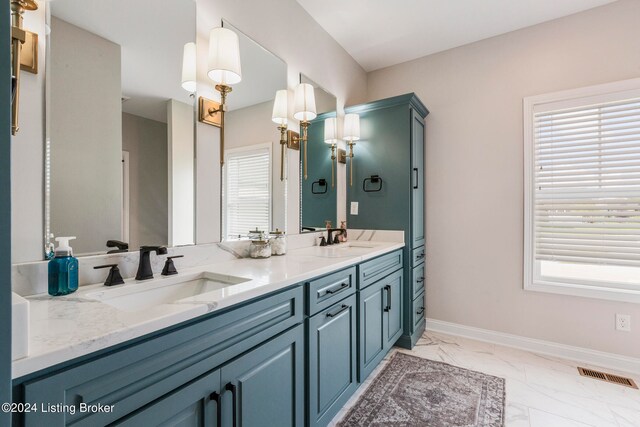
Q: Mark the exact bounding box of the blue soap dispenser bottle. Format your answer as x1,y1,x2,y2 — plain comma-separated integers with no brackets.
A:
48,236,79,296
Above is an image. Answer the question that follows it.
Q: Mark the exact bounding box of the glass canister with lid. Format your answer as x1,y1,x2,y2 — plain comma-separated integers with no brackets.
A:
269,229,287,255
249,229,271,259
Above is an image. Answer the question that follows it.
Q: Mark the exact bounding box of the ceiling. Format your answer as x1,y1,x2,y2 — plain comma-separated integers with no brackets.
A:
50,0,196,123
296,0,617,72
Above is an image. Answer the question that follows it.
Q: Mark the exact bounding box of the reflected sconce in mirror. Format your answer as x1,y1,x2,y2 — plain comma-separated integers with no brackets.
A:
271,83,317,181
10,0,39,136
294,83,317,180
324,117,338,188
194,27,242,166
343,113,361,186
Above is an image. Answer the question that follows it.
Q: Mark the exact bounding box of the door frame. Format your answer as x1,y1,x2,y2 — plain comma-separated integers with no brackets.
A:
1,2,13,422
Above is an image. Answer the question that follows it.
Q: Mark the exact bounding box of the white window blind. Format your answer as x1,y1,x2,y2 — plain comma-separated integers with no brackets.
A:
525,79,640,301
224,146,271,239
533,98,640,267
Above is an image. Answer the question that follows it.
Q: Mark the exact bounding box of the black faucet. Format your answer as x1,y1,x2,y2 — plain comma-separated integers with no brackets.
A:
326,229,344,246
135,246,168,280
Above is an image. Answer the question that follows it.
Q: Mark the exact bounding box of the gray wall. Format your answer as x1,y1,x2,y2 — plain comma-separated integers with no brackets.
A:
367,0,640,358
50,17,122,255
122,113,168,249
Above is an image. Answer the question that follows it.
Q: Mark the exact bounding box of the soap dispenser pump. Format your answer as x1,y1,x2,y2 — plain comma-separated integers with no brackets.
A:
48,236,79,296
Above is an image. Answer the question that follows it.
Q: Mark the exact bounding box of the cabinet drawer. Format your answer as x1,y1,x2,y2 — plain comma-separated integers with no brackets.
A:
411,264,425,299
358,250,403,289
24,286,303,426
306,267,356,315
412,291,426,330
412,246,425,267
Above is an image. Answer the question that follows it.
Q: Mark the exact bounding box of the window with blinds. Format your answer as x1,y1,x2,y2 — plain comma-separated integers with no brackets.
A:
223,146,271,240
524,80,640,301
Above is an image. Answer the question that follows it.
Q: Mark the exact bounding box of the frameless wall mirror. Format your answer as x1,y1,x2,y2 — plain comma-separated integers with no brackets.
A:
299,74,338,232
220,21,287,240
44,0,196,258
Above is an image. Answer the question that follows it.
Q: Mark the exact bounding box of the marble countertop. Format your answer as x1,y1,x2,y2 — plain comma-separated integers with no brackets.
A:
13,240,404,379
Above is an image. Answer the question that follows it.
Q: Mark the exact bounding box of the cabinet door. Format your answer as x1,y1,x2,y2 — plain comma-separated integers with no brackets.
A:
358,282,385,381
114,369,221,427
383,270,403,348
220,325,304,427
307,294,358,427
411,109,425,249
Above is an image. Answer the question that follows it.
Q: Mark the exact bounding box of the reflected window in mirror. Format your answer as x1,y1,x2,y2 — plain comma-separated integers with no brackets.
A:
220,21,287,240
223,145,272,240
44,0,196,258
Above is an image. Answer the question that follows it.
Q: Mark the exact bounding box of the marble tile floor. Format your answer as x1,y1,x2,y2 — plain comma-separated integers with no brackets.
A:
329,331,640,427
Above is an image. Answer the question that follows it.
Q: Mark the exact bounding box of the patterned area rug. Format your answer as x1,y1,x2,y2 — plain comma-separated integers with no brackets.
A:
338,352,505,426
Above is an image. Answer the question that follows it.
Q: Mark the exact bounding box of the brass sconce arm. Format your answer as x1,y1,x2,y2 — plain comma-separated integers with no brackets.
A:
278,124,287,181
348,141,356,187
10,0,39,136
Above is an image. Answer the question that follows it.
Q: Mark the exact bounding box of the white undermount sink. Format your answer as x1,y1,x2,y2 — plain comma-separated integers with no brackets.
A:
85,272,250,312
293,242,377,258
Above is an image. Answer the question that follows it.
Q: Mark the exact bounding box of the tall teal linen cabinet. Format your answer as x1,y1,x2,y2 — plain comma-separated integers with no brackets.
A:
346,93,428,348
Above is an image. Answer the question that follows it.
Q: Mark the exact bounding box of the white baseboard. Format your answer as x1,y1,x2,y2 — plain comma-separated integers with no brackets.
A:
426,318,640,376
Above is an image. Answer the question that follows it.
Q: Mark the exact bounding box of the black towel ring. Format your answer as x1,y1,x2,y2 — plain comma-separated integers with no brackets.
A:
312,178,328,194
363,175,383,192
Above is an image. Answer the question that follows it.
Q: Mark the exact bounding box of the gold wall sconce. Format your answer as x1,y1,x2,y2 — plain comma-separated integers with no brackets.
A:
271,83,317,181
181,27,242,166
11,0,39,136
343,113,361,186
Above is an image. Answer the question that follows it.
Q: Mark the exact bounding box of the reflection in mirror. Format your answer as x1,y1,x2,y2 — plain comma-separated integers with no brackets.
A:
45,0,196,257
221,21,287,240
299,75,338,232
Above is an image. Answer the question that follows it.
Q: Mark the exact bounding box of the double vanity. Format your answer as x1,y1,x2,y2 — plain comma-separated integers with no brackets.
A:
11,237,424,426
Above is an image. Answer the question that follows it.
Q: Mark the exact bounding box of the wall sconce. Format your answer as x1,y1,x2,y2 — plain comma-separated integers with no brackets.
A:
194,27,242,166
343,113,361,186
271,83,317,181
324,117,338,188
10,0,39,136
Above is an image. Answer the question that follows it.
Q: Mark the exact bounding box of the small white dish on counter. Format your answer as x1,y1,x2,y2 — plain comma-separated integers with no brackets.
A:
12,292,29,360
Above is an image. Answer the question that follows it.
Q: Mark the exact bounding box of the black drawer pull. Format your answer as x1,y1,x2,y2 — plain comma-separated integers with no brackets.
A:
325,282,349,295
210,391,222,426
327,304,349,318
416,253,425,260
416,277,425,283
416,307,425,315
413,168,419,189
225,383,237,427
384,285,392,312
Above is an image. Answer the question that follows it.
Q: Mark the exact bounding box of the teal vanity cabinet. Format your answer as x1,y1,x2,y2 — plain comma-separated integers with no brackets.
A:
305,267,358,427
17,286,304,426
346,94,429,349
357,252,404,381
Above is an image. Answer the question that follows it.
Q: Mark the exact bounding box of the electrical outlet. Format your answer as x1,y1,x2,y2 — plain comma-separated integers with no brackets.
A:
350,202,359,215
616,314,631,332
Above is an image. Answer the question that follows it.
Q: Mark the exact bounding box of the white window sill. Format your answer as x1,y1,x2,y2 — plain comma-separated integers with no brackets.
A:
525,280,640,304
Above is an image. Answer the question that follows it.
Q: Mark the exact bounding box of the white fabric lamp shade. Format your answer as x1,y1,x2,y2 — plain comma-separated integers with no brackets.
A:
343,113,360,141
293,83,317,121
324,117,338,144
181,42,197,93
207,27,242,85
272,90,288,125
